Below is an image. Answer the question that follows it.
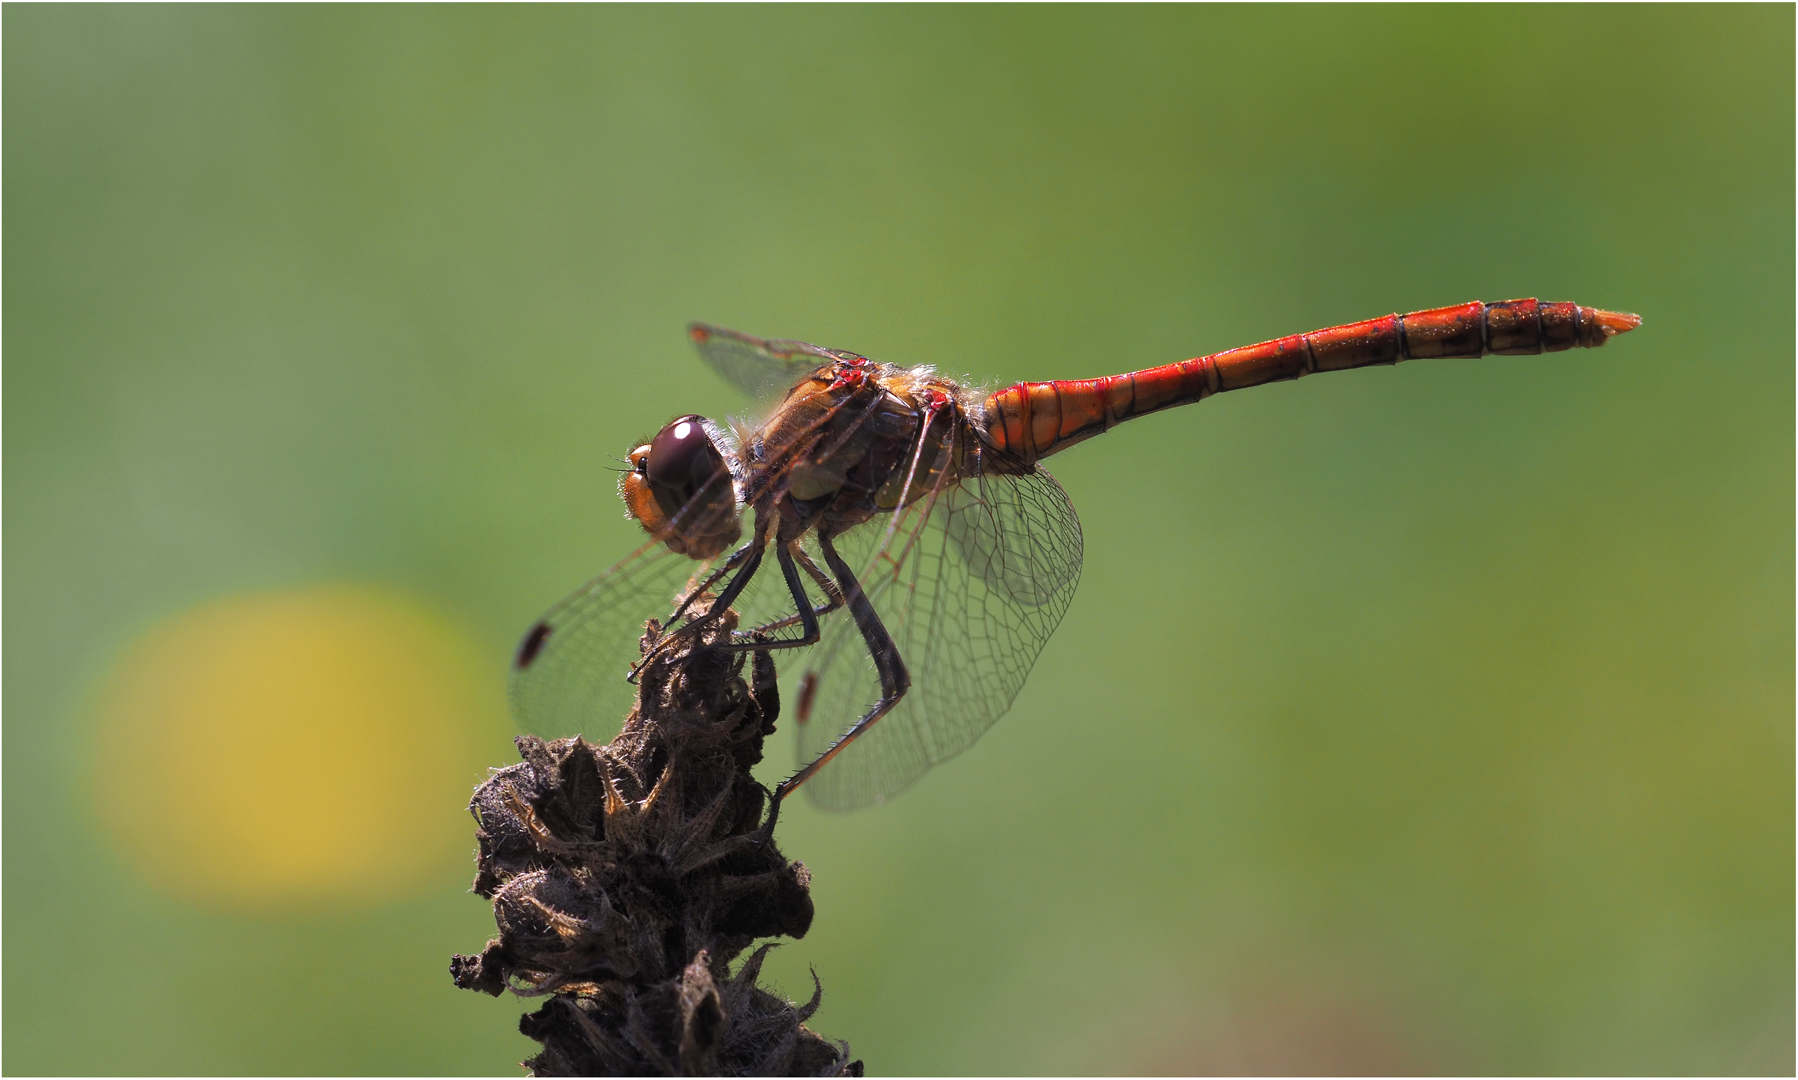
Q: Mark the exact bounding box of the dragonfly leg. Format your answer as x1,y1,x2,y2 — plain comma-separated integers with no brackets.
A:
770,530,912,809
711,542,827,654
791,542,847,616
662,538,756,628
727,543,845,641
628,534,768,682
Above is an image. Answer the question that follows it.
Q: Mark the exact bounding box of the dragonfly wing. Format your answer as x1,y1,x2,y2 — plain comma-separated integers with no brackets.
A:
793,463,1084,809
510,538,719,740
688,323,840,406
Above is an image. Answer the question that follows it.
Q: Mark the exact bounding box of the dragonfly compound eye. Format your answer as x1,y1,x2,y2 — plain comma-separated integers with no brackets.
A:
646,415,729,521
618,418,740,560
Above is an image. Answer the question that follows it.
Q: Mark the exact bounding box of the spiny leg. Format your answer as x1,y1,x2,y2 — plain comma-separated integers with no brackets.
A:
792,543,843,605
628,531,768,683
711,542,828,654
729,542,845,641
662,535,757,628
758,529,911,837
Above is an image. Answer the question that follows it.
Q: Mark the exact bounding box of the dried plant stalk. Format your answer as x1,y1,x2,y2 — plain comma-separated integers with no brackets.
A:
452,605,860,1076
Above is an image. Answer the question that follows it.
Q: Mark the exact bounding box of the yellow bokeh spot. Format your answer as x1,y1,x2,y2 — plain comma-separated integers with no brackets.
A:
90,585,509,906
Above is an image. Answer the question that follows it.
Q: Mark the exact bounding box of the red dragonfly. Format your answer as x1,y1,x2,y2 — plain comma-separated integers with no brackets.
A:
513,299,1639,813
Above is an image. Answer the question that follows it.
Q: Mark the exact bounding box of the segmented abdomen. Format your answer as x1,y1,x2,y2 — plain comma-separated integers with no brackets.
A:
982,298,1641,464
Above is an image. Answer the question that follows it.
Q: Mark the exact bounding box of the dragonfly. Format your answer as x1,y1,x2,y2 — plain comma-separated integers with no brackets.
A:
513,298,1639,815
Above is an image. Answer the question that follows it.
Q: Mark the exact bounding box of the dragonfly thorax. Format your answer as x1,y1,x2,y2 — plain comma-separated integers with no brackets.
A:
744,364,978,541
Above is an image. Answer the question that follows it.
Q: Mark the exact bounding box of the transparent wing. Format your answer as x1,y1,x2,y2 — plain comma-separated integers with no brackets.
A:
688,322,843,406
793,460,1084,809
509,538,721,740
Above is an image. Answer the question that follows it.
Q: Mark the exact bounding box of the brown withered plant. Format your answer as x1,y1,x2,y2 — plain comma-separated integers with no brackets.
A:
451,603,860,1076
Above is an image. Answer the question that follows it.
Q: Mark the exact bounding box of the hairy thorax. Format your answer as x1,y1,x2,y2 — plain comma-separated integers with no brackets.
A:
750,362,981,539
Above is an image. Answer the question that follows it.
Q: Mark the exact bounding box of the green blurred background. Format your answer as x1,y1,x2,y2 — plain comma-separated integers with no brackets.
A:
6,5,1791,1075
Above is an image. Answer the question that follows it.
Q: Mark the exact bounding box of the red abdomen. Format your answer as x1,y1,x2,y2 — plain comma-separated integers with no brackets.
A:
982,298,1640,464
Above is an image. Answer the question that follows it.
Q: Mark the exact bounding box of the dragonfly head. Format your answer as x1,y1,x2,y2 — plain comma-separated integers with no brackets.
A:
621,414,742,560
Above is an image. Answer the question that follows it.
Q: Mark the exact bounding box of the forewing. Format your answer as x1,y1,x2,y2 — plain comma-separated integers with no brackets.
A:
510,539,719,740
688,323,840,406
794,463,1084,809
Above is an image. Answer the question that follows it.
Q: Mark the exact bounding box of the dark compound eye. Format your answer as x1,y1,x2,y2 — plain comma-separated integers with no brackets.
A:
646,415,728,520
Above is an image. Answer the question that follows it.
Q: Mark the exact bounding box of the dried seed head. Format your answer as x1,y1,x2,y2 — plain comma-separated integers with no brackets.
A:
452,607,859,1076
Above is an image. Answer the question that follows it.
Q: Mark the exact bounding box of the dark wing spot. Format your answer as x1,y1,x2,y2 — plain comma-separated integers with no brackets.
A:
515,622,552,669
795,672,818,725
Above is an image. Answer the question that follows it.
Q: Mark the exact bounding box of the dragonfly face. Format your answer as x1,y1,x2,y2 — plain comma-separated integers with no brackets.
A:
621,414,741,560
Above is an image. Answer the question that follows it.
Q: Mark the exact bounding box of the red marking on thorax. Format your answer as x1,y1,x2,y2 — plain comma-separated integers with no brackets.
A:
830,359,871,390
